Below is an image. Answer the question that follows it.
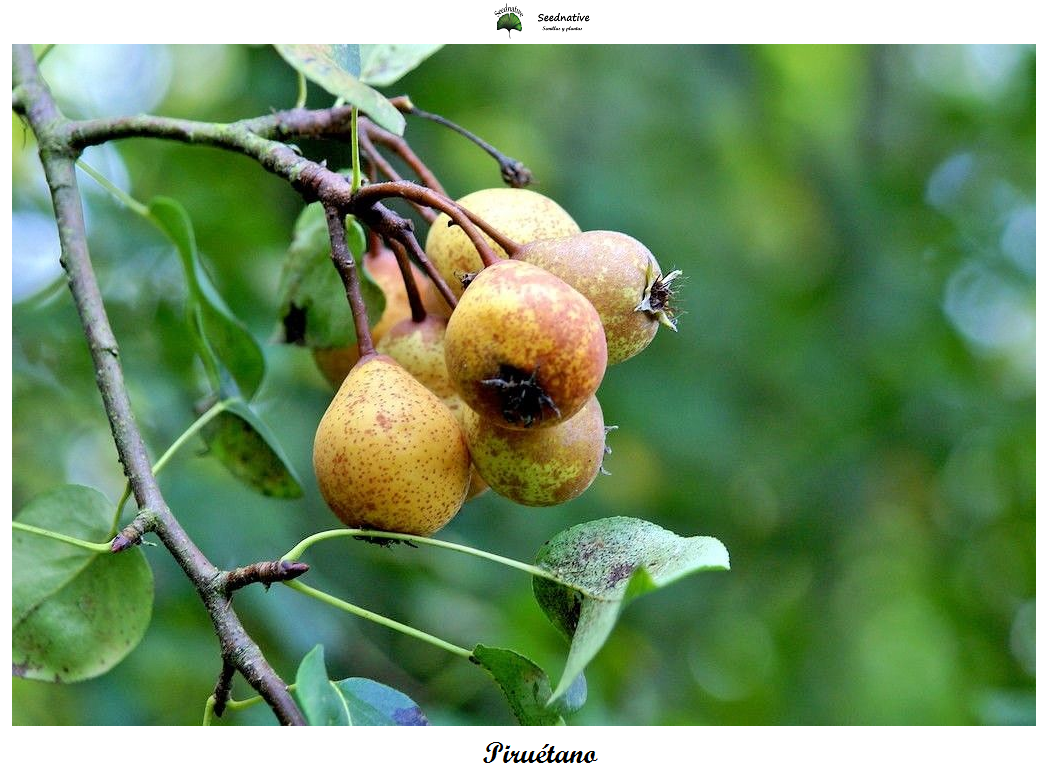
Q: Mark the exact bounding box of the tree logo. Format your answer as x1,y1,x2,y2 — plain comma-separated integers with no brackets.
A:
495,6,523,37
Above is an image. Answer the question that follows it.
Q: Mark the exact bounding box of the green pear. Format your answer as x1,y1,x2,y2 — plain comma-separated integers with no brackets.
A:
462,396,608,507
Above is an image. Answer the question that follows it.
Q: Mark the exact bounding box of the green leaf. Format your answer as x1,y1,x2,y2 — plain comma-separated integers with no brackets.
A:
274,44,405,136
359,45,442,87
333,678,429,725
276,202,383,349
294,647,429,726
148,196,265,399
294,645,349,725
532,517,729,703
12,485,153,683
472,645,567,725
199,399,304,498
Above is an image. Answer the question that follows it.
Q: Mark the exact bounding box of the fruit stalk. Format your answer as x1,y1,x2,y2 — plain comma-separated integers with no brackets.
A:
352,180,521,265
324,203,376,358
358,116,448,196
388,237,430,321
357,126,438,224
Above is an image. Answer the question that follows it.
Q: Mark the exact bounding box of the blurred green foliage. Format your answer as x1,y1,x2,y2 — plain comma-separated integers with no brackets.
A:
11,44,1035,725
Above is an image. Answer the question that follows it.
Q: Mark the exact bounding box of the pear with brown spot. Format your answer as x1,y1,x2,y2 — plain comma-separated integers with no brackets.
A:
313,247,450,388
425,188,580,293
514,231,680,365
444,260,607,430
312,354,471,536
463,395,608,507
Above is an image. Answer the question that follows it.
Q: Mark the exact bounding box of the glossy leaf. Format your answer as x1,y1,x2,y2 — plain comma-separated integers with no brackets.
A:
532,517,729,703
333,678,429,725
359,45,442,87
295,645,349,725
12,485,153,683
274,44,405,136
148,196,264,399
276,202,382,349
199,399,304,498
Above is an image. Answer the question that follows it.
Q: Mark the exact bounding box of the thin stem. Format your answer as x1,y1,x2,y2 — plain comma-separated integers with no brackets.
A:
76,160,149,217
202,695,216,726
399,229,458,308
294,71,307,110
12,522,112,554
350,107,361,194
212,659,236,718
325,204,375,357
110,484,131,536
388,238,427,322
281,528,565,585
151,399,231,476
357,128,436,224
111,398,232,531
359,117,447,197
401,103,533,188
283,579,473,660
353,180,521,262
36,44,55,64
205,683,298,723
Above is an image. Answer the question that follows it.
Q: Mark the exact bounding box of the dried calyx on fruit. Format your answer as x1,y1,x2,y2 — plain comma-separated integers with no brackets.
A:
312,354,471,536
443,260,607,430
513,230,680,365
425,188,580,293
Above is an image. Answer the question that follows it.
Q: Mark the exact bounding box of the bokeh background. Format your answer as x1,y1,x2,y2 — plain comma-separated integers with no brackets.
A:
11,44,1035,725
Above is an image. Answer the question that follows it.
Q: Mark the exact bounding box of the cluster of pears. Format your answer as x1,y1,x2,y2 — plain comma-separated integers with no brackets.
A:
313,188,678,536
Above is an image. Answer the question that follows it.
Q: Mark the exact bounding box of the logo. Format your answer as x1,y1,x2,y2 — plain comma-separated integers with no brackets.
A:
495,6,523,37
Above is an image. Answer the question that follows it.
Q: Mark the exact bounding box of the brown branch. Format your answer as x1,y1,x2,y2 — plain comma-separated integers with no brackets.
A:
212,659,236,718
357,128,437,224
354,202,458,309
359,117,447,196
325,203,376,357
396,101,533,188
11,44,306,727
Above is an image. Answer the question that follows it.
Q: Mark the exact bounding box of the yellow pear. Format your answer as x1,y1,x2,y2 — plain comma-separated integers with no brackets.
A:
312,354,471,536
377,316,490,500
424,188,580,293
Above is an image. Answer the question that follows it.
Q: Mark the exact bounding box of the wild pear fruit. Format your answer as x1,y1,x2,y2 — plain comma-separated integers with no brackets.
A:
514,231,680,364
444,260,607,430
463,396,609,507
377,316,490,500
312,354,471,536
425,188,580,292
